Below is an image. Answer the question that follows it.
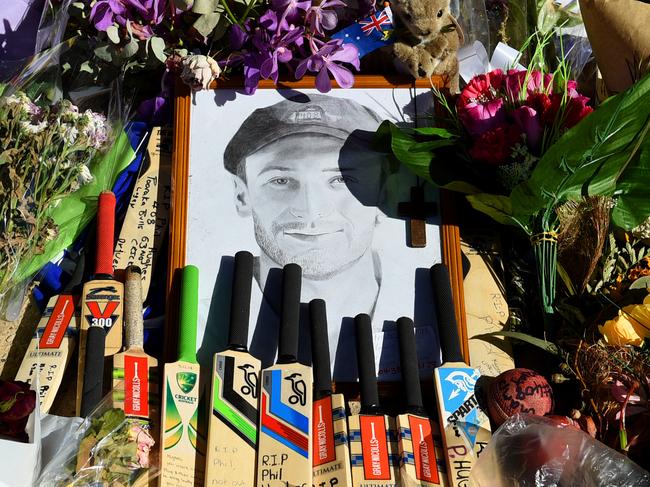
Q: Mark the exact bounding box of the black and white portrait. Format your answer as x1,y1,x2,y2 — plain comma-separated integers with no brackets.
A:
187,87,442,381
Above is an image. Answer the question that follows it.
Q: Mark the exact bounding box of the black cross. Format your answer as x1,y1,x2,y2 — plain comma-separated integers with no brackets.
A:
398,186,437,248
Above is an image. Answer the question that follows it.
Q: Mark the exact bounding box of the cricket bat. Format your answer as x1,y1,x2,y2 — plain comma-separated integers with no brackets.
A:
15,257,84,414
205,251,261,485
430,264,491,487
112,266,158,419
395,317,447,487
256,263,312,487
79,191,124,417
159,264,204,486
348,313,399,487
309,298,352,487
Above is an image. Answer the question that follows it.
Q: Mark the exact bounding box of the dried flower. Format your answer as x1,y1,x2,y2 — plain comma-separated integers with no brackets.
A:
598,310,650,347
180,54,222,91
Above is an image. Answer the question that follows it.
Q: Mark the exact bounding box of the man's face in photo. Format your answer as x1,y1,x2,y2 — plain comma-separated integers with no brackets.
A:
233,133,385,279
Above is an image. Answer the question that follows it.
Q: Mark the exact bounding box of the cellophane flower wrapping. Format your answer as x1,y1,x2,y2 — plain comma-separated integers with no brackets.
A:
0,37,138,320
37,384,158,486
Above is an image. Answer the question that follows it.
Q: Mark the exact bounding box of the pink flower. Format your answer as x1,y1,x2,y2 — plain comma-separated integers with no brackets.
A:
512,105,543,151
469,124,522,166
505,69,553,101
457,69,507,136
129,423,155,467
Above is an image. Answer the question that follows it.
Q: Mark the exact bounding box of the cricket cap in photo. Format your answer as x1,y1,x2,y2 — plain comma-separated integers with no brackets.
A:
223,94,384,175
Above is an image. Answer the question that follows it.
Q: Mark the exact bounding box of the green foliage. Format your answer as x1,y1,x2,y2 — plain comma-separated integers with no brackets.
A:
473,330,562,355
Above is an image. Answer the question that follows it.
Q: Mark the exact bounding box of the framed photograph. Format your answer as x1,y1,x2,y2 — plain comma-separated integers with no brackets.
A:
168,76,467,384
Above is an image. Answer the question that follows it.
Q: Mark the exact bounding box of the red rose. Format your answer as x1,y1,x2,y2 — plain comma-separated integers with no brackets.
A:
564,94,593,128
0,380,36,442
469,125,522,166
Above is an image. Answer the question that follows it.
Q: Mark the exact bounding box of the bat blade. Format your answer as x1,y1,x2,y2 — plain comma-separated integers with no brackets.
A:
15,292,79,414
431,264,491,487
159,265,204,487
206,251,260,485
206,350,260,483
395,317,447,487
310,299,352,487
349,314,399,486
256,263,313,486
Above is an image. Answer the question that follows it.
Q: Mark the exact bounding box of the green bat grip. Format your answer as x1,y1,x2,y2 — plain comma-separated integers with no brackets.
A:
178,264,199,363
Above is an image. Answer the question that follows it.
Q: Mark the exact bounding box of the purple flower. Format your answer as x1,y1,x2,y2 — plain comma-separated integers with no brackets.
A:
296,39,360,92
512,105,542,151
271,0,311,24
306,0,345,35
259,25,305,83
90,0,166,32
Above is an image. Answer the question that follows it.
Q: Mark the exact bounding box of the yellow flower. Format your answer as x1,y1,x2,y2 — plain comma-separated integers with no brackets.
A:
644,293,650,305
623,303,650,334
598,309,650,347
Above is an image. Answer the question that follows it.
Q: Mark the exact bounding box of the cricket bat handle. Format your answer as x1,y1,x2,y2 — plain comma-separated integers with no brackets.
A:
95,191,116,276
80,326,106,417
124,266,144,349
178,265,199,363
354,313,380,413
397,317,424,411
228,251,254,349
430,264,464,363
310,299,332,397
278,263,301,363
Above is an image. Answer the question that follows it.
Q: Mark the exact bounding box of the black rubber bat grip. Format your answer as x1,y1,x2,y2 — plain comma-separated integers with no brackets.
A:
228,251,254,350
310,299,332,397
355,313,380,413
278,263,302,363
431,263,464,364
397,317,424,412
80,326,106,417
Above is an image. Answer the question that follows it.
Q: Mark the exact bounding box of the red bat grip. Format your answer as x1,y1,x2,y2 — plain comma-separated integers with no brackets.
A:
95,191,116,276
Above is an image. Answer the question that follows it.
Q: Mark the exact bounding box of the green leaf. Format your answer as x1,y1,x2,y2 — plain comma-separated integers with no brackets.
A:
412,127,456,138
174,0,194,9
630,276,650,290
192,0,217,14
210,15,230,41
510,73,650,222
473,331,562,355
149,36,167,63
193,12,222,37
94,44,113,62
106,25,120,44
611,141,650,230
466,193,525,229
122,38,139,59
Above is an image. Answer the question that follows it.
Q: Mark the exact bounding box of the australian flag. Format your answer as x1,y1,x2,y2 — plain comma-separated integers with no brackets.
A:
331,7,395,59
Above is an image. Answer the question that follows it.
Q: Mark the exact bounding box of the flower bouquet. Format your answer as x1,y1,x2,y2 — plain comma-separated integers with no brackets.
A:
375,34,650,464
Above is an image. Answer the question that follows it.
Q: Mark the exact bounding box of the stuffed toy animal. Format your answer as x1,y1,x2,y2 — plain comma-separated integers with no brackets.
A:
389,0,464,92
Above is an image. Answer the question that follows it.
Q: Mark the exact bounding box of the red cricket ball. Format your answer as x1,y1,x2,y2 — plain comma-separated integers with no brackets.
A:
488,368,554,427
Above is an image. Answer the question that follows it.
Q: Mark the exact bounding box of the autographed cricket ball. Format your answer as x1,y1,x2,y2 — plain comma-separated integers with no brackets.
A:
488,368,554,426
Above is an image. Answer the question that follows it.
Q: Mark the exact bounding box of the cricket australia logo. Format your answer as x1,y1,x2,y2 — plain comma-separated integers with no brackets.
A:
445,370,478,402
176,371,197,394
238,363,258,398
285,372,306,406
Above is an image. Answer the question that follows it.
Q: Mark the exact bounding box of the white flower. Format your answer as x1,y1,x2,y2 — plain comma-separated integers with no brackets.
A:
60,123,79,144
77,165,93,186
180,54,221,91
79,110,109,150
20,120,47,134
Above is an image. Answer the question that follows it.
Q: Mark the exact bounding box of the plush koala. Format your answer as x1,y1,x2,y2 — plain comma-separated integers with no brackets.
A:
389,0,464,92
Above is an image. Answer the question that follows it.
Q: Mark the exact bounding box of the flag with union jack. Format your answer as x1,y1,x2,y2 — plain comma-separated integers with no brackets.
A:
331,7,395,59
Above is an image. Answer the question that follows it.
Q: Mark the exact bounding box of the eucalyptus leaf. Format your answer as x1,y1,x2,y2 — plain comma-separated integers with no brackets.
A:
630,276,650,290
194,12,222,37
192,0,217,14
473,331,562,355
174,0,194,9
122,39,139,59
106,25,120,44
149,36,167,63
211,15,230,41
94,44,113,63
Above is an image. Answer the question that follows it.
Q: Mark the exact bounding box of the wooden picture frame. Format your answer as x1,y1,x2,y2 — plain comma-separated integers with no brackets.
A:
167,75,468,396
